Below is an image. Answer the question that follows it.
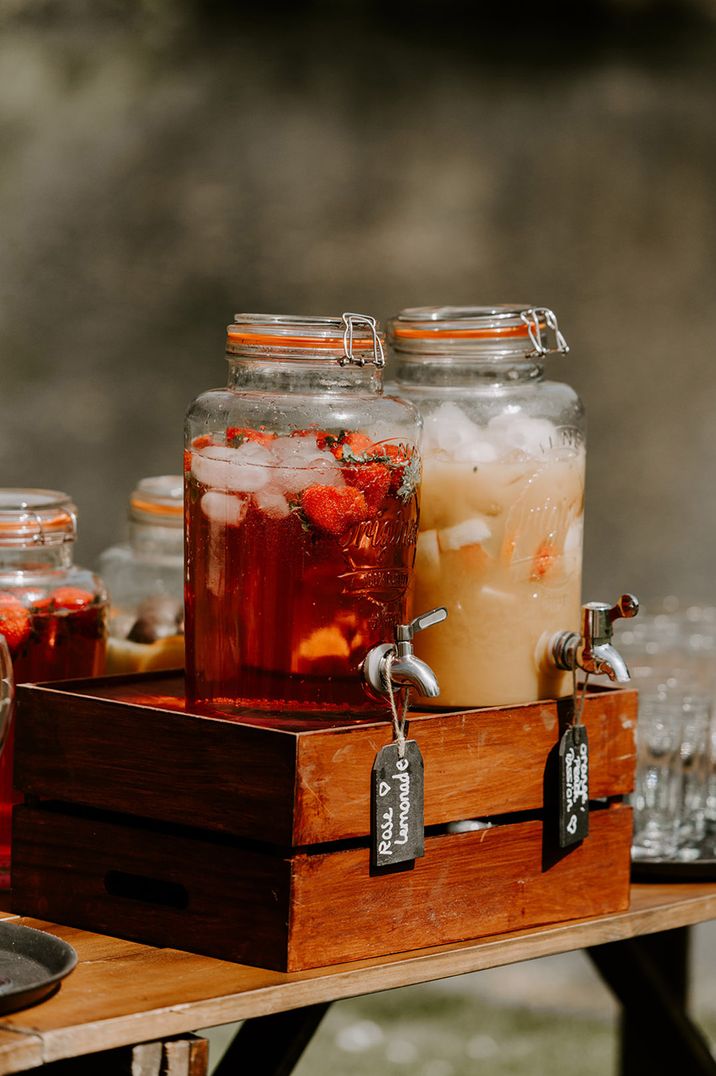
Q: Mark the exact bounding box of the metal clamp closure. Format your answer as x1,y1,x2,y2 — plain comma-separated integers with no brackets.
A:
27,506,77,546
339,312,385,368
520,307,569,358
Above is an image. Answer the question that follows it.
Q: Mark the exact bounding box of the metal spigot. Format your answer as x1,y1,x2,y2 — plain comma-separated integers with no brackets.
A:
549,594,639,683
362,607,448,701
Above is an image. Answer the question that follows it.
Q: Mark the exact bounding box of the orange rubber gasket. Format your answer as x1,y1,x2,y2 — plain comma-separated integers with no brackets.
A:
392,324,532,339
226,332,375,349
130,497,183,517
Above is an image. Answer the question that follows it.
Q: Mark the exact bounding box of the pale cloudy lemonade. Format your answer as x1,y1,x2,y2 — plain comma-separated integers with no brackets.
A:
412,402,585,707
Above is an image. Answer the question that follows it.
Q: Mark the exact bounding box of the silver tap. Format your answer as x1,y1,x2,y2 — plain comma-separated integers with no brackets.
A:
549,594,639,683
362,607,448,701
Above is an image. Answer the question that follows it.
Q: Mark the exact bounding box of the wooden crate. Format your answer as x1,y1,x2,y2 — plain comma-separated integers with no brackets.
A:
10,673,637,971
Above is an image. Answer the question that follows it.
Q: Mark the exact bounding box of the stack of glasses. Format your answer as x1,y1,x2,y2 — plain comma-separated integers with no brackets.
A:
616,602,716,864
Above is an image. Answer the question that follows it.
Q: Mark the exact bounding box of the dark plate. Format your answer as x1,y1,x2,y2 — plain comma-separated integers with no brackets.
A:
0,921,77,1014
632,857,716,882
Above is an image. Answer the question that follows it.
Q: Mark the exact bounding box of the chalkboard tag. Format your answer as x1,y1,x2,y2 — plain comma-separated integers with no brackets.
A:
558,723,590,847
371,740,425,868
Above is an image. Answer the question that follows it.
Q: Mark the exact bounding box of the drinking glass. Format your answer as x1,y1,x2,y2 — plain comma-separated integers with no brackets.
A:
631,691,684,860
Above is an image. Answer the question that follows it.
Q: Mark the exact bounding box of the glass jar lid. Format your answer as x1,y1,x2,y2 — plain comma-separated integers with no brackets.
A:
130,476,183,528
0,489,77,547
388,306,569,359
226,312,385,367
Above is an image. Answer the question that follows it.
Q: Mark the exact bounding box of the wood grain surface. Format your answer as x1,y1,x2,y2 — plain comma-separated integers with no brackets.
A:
0,884,712,1073
293,688,637,843
287,804,633,969
14,802,631,971
14,678,636,846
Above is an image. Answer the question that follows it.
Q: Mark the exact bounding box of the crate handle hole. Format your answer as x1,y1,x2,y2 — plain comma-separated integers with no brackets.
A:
104,870,189,910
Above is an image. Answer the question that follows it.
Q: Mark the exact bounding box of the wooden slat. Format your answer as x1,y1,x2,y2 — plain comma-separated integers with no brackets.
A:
294,688,637,843
0,884,712,1072
12,806,292,971
14,686,299,846
287,804,632,969
14,680,636,847
12,802,632,971
0,1029,43,1075
163,1036,208,1076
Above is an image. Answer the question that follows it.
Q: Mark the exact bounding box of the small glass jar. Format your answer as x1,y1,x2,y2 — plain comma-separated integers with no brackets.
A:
0,489,107,884
99,476,184,674
185,312,422,715
389,306,585,708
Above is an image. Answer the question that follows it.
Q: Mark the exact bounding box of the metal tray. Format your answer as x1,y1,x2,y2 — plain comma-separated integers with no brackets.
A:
0,921,77,1013
632,856,716,883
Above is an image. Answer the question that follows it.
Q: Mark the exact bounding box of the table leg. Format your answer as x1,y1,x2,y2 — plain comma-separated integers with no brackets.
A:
588,926,716,1076
211,1002,331,1076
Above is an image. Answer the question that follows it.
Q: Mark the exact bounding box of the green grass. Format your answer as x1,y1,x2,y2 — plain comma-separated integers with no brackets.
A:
293,986,616,1076
206,983,716,1075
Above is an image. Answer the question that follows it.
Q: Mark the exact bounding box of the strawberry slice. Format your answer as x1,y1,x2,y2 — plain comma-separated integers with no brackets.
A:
52,587,95,611
302,485,370,536
0,593,31,651
226,426,276,447
531,540,557,581
343,463,391,513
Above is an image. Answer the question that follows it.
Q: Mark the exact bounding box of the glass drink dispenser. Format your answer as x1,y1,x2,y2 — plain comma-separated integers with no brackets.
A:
389,306,586,708
184,313,427,716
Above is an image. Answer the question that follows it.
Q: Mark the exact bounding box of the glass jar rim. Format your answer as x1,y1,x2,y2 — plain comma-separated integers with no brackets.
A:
130,476,183,528
388,305,568,359
226,312,385,364
0,489,77,547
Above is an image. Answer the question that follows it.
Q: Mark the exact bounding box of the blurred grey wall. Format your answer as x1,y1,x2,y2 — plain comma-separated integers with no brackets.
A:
1,1,716,602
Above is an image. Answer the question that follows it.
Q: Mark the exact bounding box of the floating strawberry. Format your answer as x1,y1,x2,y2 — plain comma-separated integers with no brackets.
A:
319,430,375,460
52,587,95,611
343,463,391,513
301,485,370,536
0,593,31,651
374,442,419,498
291,428,330,443
191,434,214,451
226,426,276,448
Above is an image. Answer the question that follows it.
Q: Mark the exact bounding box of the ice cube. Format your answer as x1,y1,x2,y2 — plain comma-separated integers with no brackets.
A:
254,489,290,519
200,491,248,526
487,413,557,457
478,585,518,607
564,515,583,554
437,516,491,552
234,441,274,466
192,443,270,493
461,438,499,464
269,437,344,494
305,455,344,487
270,436,322,466
423,402,484,459
415,529,441,583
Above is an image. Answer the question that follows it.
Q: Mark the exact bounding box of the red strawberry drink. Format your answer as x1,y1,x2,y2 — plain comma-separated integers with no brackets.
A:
185,426,420,714
0,491,107,884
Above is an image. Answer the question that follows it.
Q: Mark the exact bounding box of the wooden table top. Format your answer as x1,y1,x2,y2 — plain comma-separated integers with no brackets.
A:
0,883,713,1074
